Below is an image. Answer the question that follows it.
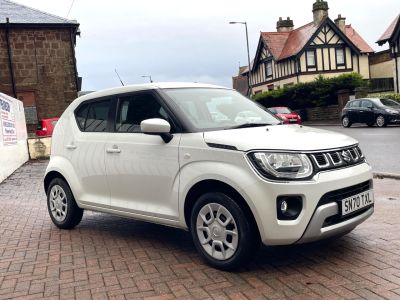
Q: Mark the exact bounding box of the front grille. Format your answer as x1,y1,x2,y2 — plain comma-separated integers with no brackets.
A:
309,145,364,172
317,180,373,227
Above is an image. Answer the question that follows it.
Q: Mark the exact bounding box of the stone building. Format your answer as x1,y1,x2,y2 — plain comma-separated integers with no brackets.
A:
233,0,374,95
377,14,400,93
0,0,80,133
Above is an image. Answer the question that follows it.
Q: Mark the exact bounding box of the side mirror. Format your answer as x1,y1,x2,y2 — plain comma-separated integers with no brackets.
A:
140,118,173,143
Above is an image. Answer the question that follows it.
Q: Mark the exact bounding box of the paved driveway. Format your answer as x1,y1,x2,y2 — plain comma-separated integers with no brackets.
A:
1,161,400,299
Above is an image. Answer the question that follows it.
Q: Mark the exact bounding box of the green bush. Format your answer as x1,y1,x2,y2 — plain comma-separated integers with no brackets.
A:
372,93,400,102
252,73,368,109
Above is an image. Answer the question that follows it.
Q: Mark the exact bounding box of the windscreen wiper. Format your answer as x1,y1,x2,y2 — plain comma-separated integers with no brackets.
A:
226,123,273,130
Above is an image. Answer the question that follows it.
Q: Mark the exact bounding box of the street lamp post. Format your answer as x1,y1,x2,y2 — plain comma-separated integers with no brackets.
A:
141,75,153,83
229,21,252,96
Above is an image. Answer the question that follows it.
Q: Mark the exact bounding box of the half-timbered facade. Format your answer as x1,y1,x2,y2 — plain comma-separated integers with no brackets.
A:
377,14,400,93
250,0,373,94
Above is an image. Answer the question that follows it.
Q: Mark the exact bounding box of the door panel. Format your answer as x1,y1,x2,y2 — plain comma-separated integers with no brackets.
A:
64,114,110,207
105,91,181,220
105,133,181,219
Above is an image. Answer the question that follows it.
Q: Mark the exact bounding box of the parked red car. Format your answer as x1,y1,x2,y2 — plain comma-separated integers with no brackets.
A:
268,107,302,124
36,117,59,137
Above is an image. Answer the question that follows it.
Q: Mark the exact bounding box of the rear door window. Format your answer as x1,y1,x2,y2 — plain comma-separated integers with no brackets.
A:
75,99,111,132
349,100,360,108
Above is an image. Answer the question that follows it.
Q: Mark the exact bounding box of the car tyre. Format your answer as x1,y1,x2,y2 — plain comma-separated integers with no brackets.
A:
47,178,83,229
342,116,351,128
190,192,260,270
375,115,386,127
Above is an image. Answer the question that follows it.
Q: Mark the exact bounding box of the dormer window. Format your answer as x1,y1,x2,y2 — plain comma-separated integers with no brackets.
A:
306,50,316,67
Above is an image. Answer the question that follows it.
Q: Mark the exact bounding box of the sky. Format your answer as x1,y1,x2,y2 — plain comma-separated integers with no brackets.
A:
14,0,400,91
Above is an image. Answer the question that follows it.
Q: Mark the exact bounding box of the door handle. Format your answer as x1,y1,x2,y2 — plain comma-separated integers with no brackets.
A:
66,144,77,150
106,145,121,154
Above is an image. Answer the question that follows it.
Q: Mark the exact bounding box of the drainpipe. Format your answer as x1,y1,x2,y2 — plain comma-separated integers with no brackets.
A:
69,27,79,93
5,18,17,98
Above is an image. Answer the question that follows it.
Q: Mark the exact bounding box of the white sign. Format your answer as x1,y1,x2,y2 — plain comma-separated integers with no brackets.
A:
0,95,17,145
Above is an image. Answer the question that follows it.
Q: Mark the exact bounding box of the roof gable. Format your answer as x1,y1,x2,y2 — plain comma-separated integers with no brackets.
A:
377,14,400,45
256,17,372,67
0,0,77,25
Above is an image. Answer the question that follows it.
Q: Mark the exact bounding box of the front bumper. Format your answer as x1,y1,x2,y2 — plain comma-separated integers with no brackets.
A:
297,201,373,244
244,162,373,246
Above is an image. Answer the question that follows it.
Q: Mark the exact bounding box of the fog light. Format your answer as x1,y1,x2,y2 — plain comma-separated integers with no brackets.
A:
277,196,302,220
280,200,288,213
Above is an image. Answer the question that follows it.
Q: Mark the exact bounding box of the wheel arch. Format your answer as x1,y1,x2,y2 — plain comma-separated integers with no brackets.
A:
183,179,261,240
44,171,69,194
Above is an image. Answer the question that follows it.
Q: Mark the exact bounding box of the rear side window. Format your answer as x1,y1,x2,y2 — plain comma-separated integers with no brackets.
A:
348,100,360,108
116,94,171,133
75,99,111,132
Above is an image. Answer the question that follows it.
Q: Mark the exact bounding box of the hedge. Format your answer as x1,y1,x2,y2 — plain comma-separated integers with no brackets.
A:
372,93,400,102
252,73,368,109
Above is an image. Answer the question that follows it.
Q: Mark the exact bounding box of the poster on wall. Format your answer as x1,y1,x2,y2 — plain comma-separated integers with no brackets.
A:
0,95,17,145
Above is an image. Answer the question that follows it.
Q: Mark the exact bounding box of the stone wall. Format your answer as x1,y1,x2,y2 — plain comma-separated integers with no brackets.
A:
0,28,78,133
305,105,340,121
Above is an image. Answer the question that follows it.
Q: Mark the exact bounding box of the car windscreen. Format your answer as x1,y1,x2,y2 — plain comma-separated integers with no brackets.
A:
380,99,400,108
163,88,280,131
274,107,292,114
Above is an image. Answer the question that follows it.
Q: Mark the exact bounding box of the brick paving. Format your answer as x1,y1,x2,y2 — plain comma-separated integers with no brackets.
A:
1,161,400,300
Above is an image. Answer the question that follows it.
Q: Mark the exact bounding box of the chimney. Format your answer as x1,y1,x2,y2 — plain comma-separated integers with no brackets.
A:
312,0,329,25
276,17,294,32
334,14,346,32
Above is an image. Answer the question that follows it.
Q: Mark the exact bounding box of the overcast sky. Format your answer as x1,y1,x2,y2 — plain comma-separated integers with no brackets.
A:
15,0,400,91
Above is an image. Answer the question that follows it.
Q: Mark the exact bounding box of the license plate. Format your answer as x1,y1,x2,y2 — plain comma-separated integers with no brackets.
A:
341,190,374,216
290,119,297,121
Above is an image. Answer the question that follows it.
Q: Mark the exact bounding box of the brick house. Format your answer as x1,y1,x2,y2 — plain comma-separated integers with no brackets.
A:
0,0,80,133
233,0,374,95
377,14,400,93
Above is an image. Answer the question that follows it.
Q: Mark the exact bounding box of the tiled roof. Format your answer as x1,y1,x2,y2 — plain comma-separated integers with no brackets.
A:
345,25,374,53
0,0,77,25
377,14,400,44
260,18,373,61
261,22,319,61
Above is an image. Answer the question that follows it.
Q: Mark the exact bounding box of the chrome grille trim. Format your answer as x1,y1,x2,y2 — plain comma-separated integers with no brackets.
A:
309,146,365,171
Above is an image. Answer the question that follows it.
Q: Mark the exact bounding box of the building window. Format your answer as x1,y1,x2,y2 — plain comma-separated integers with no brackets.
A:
336,48,345,66
265,61,273,78
267,84,274,91
306,50,316,67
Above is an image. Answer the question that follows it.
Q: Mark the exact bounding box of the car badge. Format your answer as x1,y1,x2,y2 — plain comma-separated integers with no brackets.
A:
341,150,352,163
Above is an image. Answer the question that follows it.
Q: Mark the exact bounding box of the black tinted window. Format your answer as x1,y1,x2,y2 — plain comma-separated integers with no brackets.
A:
116,93,170,133
75,103,89,130
75,99,111,132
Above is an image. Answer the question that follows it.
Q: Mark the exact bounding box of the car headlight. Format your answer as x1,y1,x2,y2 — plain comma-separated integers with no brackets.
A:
385,108,399,114
248,152,313,180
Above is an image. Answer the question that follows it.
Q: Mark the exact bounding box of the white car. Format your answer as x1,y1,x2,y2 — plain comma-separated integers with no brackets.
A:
45,82,374,269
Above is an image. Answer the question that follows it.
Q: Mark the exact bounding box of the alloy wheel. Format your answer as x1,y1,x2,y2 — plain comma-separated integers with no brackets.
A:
196,203,239,260
342,117,350,127
376,115,385,127
49,185,68,222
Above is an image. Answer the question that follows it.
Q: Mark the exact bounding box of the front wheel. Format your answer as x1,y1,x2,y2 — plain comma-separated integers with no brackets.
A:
342,116,351,128
190,192,259,270
376,115,386,127
47,178,83,229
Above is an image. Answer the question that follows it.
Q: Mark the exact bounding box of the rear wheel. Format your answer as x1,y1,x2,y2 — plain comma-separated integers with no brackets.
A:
376,115,386,127
342,116,351,128
190,192,259,270
47,178,83,229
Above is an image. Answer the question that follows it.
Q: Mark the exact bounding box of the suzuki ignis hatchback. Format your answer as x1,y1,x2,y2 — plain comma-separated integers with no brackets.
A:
45,83,374,269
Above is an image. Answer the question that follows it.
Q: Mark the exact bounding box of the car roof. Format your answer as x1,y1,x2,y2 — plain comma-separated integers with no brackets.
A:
77,82,230,103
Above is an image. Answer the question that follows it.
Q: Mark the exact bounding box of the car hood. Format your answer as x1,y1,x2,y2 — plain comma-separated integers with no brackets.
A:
203,125,357,152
